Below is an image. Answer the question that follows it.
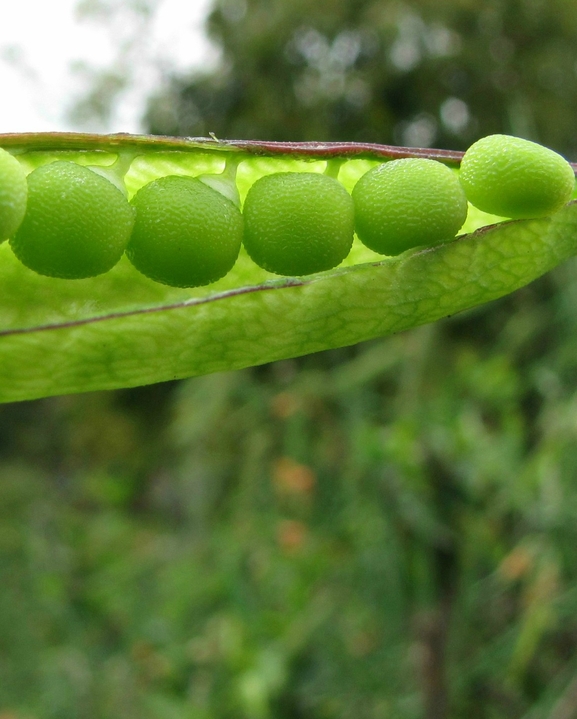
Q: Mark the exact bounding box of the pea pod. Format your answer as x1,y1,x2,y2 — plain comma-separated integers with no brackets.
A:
0,132,575,404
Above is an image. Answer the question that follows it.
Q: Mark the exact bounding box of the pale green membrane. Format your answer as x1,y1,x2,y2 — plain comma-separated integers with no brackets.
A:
0,148,27,241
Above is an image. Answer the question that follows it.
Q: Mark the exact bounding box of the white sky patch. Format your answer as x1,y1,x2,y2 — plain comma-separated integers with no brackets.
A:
0,0,217,133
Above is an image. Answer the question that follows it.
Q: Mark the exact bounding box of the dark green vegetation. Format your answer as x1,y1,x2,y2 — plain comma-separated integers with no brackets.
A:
11,162,135,279
352,158,468,255
3,0,577,718
127,175,243,287
243,171,354,275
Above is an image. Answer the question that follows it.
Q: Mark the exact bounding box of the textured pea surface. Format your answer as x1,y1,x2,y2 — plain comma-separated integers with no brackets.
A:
459,134,575,219
11,161,135,279
352,158,469,256
0,148,27,242
243,172,355,276
126,175,243,288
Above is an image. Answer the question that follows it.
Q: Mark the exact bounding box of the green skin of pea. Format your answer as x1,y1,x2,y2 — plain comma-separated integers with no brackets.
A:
126,175,244,288
243,172,355,276
0,148,27,242
459,134,575,219
352,158,469,257
11,161,135,279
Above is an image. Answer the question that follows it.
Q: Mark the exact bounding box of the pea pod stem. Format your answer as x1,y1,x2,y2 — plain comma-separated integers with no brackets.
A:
0,132,467,162
88,150,139,195
3,132,575,172
324,158,345,178
4,132,575,173
198,156,242,207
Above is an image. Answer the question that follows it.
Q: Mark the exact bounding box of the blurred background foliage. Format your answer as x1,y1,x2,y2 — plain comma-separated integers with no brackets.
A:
3,0,577,717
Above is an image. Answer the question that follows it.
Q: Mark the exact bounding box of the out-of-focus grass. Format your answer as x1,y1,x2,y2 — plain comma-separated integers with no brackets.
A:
2,254,577,718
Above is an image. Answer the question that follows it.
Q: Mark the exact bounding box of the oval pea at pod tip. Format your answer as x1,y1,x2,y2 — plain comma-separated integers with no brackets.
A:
459,134,575,219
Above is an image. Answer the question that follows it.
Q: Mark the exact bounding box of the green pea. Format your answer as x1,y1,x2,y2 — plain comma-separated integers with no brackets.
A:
11,161,135,279
459,134,575,219
0,148,27,242
352,158,468,256
126,175,243,288
242,172,354,276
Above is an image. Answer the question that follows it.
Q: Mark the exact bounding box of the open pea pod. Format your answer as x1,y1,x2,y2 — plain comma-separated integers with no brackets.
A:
0,132,576,404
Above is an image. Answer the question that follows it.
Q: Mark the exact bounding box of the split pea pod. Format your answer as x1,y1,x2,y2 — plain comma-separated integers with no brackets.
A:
0,132,574,404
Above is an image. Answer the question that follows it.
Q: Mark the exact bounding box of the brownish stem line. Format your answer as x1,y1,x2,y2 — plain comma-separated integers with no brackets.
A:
415,450,461,719
417,548,456,719
0,132,464,161
1,132,576,171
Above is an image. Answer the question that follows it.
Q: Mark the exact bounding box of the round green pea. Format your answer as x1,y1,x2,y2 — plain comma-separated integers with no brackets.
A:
242,172,354,276
0,148,27,242
11,161,135,279
459,134,575,219
126,175,243,288
352,158,468,256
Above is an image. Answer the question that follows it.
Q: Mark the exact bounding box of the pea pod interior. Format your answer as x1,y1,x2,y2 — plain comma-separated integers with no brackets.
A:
0,132,575,404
